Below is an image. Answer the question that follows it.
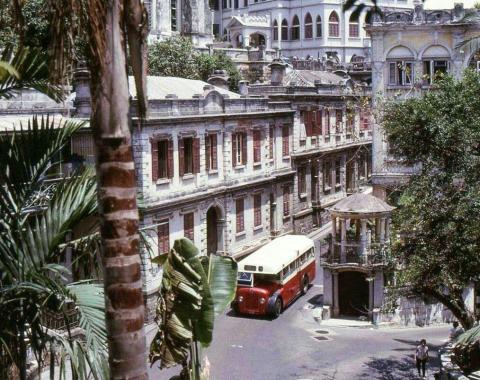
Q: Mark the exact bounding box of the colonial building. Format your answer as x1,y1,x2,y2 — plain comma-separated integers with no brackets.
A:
368,2,480,199
72,73,296,319
213,0,413,62
146,0,214,46
248,60,373,235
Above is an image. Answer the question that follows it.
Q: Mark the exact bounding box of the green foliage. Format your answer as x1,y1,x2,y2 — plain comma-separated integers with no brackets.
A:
0,116,107,378
383,70,480,329
148,36,242,91
0,45,65,101
150,238,238,379
0,0,51,50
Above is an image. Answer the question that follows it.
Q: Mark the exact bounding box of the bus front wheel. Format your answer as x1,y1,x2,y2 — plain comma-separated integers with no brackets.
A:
272,298,282,319
301,275,309,295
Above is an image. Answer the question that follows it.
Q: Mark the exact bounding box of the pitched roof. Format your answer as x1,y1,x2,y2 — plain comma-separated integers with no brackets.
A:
128,76,240,100
283,70,346,87
328,193,395,216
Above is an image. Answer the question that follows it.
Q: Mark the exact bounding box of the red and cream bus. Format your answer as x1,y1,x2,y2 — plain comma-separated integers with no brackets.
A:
231,235,316,318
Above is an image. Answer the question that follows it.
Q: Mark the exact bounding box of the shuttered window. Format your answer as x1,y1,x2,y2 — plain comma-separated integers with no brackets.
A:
282,126,289,156
360,109,371,130
157,220,170,254
315,110,322,135
253,130,261,163
335,159,341,186
283,186,290,217
304,111,313,137
151,139,173,182
236,198,244,232
205,133,218,171
335,110,343,133
253,193,262,227
323,161,332,191
325,110,330,135
179,137,200,176
184,213,194,241
298,166,306,196
346,110,354,133
232,132,247,167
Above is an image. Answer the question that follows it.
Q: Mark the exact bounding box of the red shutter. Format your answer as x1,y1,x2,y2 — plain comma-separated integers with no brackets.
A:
193,138,200,173
151,139,158,182
205,134,211,171
305,111,313,137
178,138,184,176
167,140,174,178
184,213,194,241
282,126,289,156
316,110,322,135
325,111,330,134
236,199,244,232
158,221,170,254
232,133,237,167
253,130,261,163
211,134,218,170
242,132,247,165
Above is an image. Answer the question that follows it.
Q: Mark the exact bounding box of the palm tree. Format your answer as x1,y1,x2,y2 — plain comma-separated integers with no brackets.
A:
47,0,150,377
0,115,108,379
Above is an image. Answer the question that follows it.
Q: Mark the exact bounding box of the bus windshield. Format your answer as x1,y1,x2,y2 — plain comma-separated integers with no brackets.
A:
254,273,281,285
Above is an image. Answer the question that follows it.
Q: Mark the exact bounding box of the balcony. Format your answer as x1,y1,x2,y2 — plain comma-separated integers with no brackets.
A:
321,240,390,268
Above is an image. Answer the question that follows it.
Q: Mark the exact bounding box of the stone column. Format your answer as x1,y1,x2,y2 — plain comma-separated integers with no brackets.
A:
331,215,337,239
217,218,226,254
379,217,386,244
368,277,374,317
340,218,347,263
385,216,391,240
306,160,312,206
333,272,339,317
360,219,367,261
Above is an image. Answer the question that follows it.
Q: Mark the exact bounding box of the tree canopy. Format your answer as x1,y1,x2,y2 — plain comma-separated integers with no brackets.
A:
148,36,242,91
383,70,480,329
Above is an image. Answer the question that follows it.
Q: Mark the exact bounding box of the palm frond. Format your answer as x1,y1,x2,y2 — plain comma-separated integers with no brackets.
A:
0,116,87,218
0,45,66,101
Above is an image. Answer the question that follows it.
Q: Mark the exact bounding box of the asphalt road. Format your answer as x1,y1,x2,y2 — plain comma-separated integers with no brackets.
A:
148,273,450,380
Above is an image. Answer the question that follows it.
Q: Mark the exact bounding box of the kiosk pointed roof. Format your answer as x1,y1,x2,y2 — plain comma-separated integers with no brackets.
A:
328,193,395,216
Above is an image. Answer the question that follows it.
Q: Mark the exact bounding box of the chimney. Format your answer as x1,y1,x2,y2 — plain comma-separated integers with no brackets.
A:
72,61,92,118
269,59,286,86
238,80,249,96
207,69,229,90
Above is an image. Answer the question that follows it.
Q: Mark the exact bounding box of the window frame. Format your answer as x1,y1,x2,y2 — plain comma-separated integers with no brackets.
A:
304,13,313,39
388,60,414,86
328,12,340,37
184,212,194,241
236,198,245,233
253,193,262,227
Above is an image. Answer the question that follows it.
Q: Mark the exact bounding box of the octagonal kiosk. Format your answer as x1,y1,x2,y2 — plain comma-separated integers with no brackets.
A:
321,193,395,321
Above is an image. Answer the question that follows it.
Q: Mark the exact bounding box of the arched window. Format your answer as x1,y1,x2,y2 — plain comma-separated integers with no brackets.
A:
329,11,339,37
349,14,359,37
291,15,300,40
273,19,278,41
304,13,313,39
281,18,289,41
316,15,322,37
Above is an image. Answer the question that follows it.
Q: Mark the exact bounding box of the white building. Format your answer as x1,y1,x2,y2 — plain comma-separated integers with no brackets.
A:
213,0,414,62
368,2,480,199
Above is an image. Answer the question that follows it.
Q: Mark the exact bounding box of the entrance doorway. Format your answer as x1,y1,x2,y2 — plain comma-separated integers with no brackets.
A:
338,271,369,316
206,207,219,255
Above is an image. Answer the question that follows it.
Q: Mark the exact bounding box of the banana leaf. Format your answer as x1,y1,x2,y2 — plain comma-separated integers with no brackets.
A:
200,255,238,317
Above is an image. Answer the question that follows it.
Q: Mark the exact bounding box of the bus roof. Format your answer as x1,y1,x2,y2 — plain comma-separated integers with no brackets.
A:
238,235,314,275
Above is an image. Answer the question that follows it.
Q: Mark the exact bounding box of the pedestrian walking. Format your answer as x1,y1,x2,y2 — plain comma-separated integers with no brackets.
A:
414,339,429,378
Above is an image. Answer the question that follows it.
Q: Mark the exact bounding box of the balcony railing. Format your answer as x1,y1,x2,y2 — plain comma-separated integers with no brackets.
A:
321,241,389,267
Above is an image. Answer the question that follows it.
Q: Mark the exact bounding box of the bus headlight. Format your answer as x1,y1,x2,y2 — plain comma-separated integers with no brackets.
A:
238,296,244,302
259,297,266,304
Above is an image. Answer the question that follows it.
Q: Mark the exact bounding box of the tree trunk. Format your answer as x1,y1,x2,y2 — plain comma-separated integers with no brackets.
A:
425,288,475,330
89,0,147,378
